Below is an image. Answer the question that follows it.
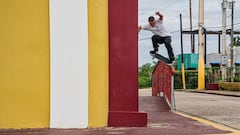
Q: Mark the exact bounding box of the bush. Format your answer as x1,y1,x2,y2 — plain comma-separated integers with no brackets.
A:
174,70,198,89
138,77,151,88
234,76,240,82
138,62,156,88
174,72,183,89
218,82,240,91
187,76,198,88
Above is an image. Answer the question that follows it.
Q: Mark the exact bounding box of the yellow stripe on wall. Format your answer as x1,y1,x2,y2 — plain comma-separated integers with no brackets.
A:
88,0,109,127
0,0,50,128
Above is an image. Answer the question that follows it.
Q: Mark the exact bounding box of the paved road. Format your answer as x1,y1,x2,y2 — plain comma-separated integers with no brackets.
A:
174,91,240,129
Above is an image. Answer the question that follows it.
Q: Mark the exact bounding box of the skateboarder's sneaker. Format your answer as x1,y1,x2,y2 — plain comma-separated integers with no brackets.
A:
165,58,175,65
170,57,175,63
149,50,156,54
167,61,175,66
149,51,156,60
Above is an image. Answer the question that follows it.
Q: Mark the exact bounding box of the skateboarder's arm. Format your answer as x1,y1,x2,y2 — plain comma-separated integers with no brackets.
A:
139,25,159,32
138,26,142,33
155,11,163,21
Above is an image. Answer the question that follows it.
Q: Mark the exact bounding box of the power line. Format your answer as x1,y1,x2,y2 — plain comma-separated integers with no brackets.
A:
139,0,183,22
139,23,240,41
139,30,181,41
139,25,198,41
205,22,240,29
161,0,179,11
139,37,151,41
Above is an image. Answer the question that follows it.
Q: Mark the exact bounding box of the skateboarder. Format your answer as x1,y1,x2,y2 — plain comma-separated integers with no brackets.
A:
138,11,175,63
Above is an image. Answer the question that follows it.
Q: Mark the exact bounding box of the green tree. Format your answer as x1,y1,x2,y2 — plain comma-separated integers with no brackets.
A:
138,62,156,88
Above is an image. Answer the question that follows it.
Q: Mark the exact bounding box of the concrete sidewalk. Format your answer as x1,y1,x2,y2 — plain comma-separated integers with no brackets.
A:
175,91,240,130
0,96,237,135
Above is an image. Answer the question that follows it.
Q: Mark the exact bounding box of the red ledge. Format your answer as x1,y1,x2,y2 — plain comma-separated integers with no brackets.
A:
206,83,219,90
108,111,147,127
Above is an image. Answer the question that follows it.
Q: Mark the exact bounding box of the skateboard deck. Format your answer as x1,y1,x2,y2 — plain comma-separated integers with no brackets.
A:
150,52,172,64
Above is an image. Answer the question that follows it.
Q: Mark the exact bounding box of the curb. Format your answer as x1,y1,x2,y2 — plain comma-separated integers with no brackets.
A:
175,89,240,97
190,90,240,97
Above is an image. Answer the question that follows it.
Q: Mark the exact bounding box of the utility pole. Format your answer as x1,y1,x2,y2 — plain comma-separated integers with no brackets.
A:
222,0,227,55
222,0,228,80
189,0,194,53
180,14,186,90
198,0,205,90
230,1,235,82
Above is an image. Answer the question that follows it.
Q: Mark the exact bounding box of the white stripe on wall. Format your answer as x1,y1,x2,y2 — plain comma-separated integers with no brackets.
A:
50,0,88,128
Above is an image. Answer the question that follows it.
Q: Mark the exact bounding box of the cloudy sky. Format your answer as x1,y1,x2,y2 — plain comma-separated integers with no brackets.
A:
138,0,240,66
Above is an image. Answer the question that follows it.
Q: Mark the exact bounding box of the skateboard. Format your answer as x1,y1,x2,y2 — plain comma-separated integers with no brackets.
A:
150,52,172,64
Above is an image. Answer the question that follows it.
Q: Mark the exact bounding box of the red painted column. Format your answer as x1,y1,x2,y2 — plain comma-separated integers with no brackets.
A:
108,0,147,127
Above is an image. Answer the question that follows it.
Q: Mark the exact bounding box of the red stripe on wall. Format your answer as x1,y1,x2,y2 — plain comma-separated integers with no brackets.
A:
108,0,147,127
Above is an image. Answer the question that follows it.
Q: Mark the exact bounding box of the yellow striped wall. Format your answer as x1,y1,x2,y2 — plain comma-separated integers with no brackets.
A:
0,0,50,128
0,0,150,128
88,0,109,128
0,0,109,129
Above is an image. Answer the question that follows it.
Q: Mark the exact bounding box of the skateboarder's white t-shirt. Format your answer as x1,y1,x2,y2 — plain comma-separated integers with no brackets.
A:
142,19,171,37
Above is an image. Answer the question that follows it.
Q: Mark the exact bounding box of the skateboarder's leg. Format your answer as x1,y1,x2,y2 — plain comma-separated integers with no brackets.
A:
164,36,175,62
151,35,163,53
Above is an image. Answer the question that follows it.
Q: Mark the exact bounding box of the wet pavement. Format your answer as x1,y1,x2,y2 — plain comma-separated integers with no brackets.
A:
0,95,233,135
